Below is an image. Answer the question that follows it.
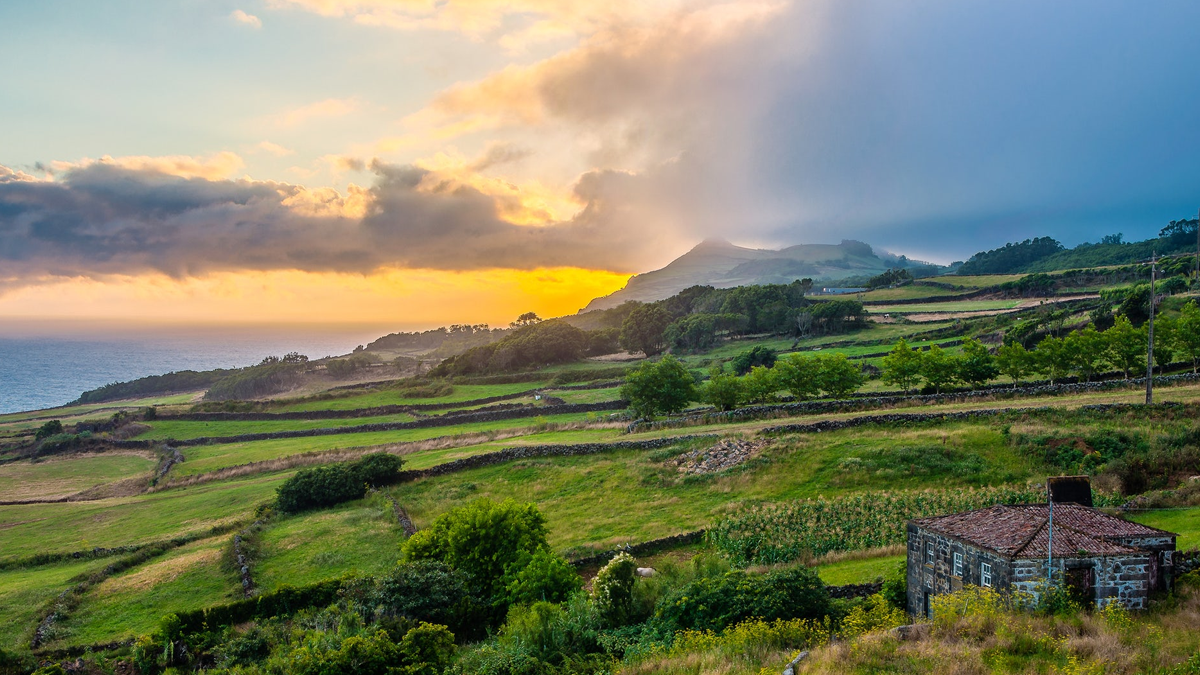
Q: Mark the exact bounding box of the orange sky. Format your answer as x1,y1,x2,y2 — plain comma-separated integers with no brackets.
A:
0,268,631,329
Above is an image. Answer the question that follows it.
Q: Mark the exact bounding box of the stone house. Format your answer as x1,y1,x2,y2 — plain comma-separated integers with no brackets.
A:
906,503,1177,616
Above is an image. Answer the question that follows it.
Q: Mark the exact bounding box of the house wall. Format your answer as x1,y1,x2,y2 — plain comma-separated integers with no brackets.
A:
906,523,1166,614
906,523,1011,616
1011,554,1152,609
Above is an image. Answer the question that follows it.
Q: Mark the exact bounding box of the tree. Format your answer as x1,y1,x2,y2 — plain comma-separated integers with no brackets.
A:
35,420,64,441
1154,315,1177,368
663,314,719,352
815,353,865,399
619,355,697,418
1034,335,1072,384
510,312,542,328
741,365,781,404
1176,301,1200,373
881,339,923,393
1119,284,1152,326
995,343,1033,386
619,304,673,356
956,338,998,388
1104,316,1146,379
702,369,745,411
1066,327,1107,381
774,353,822,400
402,498,549,599
731,345,776,375
919,345,959,394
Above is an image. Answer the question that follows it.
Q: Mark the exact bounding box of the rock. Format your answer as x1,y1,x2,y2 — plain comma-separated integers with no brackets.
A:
636,567,656,577
889,624,930,641
666,438,766,475
781,650,809,675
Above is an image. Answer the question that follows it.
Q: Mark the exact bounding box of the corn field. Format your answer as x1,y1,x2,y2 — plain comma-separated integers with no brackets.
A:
709,486,1046,565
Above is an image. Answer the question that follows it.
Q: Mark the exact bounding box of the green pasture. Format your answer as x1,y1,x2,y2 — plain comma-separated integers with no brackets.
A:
855,285,968,302
872,300,1023,314
136,413,418,441
549,387,623,404
815,554,905,586
937,274,1027,288
170,412,600,477
58,535,238,647
0,393,199,425
1127,507,1200,550
254,497,401,592
270,382,544,413
393,422,1041,553
0,559,108,650
0,473,283,560
0,452,156,501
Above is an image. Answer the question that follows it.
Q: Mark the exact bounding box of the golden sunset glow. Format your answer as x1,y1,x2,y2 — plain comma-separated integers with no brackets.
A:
0,268,630,328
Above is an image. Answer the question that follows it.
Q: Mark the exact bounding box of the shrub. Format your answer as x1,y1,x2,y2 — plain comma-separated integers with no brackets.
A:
367,561,474,628
840,593,907,637
398,623,457,675
655,566,830,633
702,370,745,411
501,548,582,607
592,552,638,627
403,499,549,600
34,420,63,440
276,453,403,513
731,346,776,375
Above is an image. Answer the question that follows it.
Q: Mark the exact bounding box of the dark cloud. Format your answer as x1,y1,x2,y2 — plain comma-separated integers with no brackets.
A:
0,160,673,287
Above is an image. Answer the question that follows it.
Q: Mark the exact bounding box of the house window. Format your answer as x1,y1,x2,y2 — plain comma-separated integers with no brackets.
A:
953,552,963,577
981,562,992,587
926,540,935,565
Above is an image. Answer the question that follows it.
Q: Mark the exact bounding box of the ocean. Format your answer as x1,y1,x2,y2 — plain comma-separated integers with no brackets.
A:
0,324,394,414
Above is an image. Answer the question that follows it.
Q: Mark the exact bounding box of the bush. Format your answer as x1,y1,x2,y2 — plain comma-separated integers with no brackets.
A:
592,552,638,627
367,561,475,629
403,499,549,601
34,420,63,440
399,622,457,675
655,565,830,633
501,548,582,607
276,453,403,513
731,346,776,375
840,593,907,637
702,370,744,411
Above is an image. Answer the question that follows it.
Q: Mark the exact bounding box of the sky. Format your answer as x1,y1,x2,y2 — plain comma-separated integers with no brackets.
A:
2,0,1200,331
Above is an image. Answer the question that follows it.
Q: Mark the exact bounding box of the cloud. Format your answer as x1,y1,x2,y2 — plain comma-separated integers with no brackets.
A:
276,98,361,127
231,9,263,28
46,152,246,181
254,141,295,157
0,158,679,292
265,0,683,43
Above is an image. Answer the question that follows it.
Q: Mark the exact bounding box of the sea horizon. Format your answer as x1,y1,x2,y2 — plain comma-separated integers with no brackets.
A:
0,321,400,414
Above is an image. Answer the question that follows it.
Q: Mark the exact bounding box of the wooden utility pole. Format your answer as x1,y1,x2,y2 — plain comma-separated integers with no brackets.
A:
1147,252,1156,404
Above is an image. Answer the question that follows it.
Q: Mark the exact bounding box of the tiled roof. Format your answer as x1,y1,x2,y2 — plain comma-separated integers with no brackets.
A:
911,503,1174,559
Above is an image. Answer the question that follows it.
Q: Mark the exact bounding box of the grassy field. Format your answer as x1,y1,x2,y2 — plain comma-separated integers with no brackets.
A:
0,559,108,650
270,382,544,413
936,274,1026,288
855,285,969,302
815,554,905,586
393,422,1041,553
1127,507,1200,550
0,473,283,559
253,497,402,592
170,411,600,477
871,300,1023,314
135,413,419,441
0,452,156,501
57,535,238,647
0,393,200,426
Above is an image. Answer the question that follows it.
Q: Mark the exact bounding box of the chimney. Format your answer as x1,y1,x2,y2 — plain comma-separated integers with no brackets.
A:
1047,475,1093,507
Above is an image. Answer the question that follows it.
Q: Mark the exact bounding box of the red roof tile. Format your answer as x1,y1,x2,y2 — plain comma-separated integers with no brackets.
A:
911,503,1173,559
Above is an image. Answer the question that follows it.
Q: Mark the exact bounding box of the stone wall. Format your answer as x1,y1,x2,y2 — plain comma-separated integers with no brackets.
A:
143,400,628,447
906,524,1012,617
398,435,718,481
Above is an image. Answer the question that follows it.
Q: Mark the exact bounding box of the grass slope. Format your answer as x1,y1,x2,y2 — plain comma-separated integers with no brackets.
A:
0,452,156,501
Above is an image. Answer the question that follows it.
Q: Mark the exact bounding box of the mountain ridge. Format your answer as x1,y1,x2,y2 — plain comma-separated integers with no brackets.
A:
580,238,933,312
